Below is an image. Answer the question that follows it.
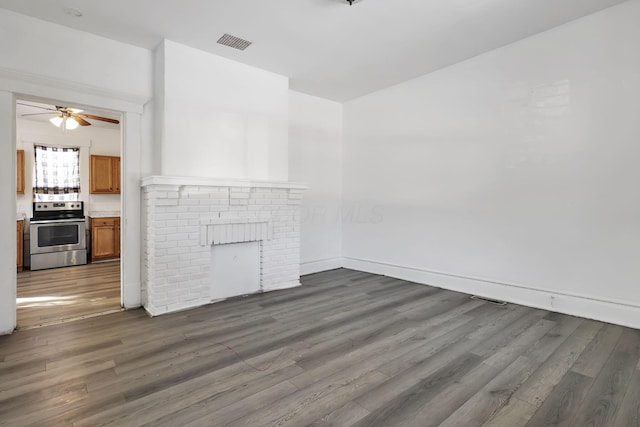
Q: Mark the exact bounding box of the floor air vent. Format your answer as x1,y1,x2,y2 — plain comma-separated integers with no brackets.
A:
470,295,507,306
217,33,252,51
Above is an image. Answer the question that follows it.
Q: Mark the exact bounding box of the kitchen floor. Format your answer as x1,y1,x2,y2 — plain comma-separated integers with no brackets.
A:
16,261,121,329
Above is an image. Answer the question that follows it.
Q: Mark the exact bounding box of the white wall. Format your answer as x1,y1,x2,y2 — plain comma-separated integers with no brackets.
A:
0,9,151,101
156,40,289,181
342,0,640,328
289,91,343,274
16,119,122,217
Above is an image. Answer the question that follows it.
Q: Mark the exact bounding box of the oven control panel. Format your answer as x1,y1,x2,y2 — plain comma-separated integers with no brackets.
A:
34,202,83,212
32,201,85,221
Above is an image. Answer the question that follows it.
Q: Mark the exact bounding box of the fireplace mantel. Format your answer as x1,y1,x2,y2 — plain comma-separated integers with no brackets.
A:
141,175,307,190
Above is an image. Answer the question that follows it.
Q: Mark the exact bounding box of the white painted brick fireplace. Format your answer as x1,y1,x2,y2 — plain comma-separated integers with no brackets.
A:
141,176,307,316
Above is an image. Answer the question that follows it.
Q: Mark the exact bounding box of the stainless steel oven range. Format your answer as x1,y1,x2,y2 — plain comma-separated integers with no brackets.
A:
30,201,87,271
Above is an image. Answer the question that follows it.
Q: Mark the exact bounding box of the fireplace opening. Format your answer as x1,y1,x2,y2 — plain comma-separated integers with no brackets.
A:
210,241,260,301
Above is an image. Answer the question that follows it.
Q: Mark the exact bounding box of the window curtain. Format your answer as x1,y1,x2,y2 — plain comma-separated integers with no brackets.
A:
33,145,80,195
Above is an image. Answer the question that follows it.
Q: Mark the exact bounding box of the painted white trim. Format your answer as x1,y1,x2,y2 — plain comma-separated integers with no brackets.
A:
0,72,146,335
140,175,308,190
263,280,302,292
20,137,92,149
301,257,343,275
0,90,17,335
0,68,147,113
120,111,143,310
342,256,640,329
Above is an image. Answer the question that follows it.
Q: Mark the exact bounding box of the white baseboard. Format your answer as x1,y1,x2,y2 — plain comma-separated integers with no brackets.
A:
300,257,343,276
263,280,302,292
0,326,15,336
343,256,640,330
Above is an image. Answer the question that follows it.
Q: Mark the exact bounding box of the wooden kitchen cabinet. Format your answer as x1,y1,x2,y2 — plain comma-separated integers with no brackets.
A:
16,150,24,194
17,220,23,271
90,155,121,194
90,217,120,261
113,156,121,193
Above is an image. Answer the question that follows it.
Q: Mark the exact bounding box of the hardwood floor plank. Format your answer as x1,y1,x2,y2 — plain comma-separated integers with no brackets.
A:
353,352,483,426
611,364,640,426
439,355,539,426
509,319,602,409
355,308,521,412
16,261,121,329
525,371,593,427
569,328,640,426
411,359,501,427
482,318,556,368
181,381,300,427
417,312,561,426
377,305,527,378
227,370,388,427
309,401,371,427
570,323,624,378
80,362,304,426
483,398,538,427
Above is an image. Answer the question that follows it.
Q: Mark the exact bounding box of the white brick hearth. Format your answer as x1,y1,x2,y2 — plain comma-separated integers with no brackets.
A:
141,176,307,316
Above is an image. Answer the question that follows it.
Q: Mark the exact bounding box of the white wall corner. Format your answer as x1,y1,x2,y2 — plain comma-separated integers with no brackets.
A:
301,257,344,276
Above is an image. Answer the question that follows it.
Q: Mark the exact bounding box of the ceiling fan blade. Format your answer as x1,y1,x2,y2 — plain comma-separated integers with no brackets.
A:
77,114,120,124
21,112,59,116
17,102,58,112
72,115,91,126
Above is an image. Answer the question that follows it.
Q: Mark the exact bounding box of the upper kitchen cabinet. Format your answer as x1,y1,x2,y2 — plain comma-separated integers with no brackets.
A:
90,155,120,194
16,150,25,194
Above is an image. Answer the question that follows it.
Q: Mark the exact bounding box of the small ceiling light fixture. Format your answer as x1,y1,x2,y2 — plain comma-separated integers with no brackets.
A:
345,0,363,5
49,116,63,128
64,7,83,17
49,115,79,130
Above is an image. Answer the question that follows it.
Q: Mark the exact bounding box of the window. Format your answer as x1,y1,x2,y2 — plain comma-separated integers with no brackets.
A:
33,145,80,202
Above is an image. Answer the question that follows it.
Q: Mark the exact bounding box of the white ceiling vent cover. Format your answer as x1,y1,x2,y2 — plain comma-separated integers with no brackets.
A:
217,33,252,51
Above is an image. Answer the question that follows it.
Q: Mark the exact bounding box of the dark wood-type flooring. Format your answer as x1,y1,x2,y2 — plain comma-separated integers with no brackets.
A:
17,261,121,329
1,268,639,426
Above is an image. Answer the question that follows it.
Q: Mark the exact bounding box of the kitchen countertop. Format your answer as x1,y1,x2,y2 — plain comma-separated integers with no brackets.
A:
88,211,121,218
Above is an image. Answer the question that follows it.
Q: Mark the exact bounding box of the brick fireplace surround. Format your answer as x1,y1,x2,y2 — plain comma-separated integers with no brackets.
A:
141,176,307,316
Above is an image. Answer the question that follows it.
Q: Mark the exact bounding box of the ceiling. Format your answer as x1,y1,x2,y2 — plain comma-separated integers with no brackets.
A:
16,100,121,130
0,0,629,101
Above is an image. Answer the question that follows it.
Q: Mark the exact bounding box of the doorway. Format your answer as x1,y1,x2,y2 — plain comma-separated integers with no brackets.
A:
14,97,123,329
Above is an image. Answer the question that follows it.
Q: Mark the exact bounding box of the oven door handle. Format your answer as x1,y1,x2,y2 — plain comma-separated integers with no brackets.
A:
30,218,86,224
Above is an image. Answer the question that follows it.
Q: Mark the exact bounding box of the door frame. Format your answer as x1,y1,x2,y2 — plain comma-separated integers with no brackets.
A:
0,77,147,334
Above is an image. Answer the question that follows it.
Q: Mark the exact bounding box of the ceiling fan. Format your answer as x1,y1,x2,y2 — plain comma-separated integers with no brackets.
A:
18,103,120,130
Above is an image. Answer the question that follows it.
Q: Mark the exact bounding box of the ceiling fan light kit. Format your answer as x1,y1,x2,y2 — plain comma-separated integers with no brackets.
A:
49,116,63,128
49,116,79,130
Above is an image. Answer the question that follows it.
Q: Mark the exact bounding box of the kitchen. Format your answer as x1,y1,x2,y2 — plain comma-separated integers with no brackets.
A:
15,99,122,329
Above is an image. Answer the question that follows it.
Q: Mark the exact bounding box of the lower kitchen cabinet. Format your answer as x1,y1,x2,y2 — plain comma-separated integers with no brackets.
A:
90,217,120,262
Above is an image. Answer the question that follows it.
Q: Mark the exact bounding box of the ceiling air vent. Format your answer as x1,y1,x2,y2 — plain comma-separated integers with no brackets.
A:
217,33,252,51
